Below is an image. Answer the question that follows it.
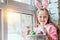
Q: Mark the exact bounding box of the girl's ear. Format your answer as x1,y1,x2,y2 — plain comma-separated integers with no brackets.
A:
42,0,48,8
35,0,42,9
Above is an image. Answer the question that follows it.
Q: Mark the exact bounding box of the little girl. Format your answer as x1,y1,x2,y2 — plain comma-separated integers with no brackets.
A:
34,8,58,40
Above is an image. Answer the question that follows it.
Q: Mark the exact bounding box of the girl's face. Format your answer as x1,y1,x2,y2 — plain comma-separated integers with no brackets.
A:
37,10,49,26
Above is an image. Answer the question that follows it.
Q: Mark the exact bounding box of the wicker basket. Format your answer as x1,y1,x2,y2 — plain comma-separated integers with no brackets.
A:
26,34,47,40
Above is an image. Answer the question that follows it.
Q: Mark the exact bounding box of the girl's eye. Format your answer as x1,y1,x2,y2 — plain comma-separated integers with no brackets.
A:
39,16,47,18
44,16,47,18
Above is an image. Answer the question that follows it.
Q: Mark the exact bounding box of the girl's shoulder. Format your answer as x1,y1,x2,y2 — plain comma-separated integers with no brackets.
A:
47,23,55,27
46,23,57,33
45,23,56,30
47,23,57,30
45,23,54,28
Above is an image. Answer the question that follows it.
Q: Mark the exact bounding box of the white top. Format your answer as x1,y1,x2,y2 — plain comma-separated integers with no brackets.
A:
34,24,50,35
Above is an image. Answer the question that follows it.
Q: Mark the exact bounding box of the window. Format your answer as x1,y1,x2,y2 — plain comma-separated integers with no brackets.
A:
7,12,33,40
0,0,4,3
0,0,7,3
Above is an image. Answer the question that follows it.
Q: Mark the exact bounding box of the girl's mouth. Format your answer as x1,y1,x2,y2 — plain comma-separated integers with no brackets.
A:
41,21,45,22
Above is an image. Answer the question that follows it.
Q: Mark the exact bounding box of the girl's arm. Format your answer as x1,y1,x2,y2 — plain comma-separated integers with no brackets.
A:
48,25,58,40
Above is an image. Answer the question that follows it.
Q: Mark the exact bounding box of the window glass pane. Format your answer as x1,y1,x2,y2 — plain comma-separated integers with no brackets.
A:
20,13,33,31
7,12,33,40
7,12,22,40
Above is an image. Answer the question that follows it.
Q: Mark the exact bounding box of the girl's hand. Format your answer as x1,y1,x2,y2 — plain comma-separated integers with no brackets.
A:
43,27,48,35
43,27,47,33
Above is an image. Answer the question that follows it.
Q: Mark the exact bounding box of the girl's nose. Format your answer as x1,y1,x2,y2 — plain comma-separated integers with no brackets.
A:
41,17,44,21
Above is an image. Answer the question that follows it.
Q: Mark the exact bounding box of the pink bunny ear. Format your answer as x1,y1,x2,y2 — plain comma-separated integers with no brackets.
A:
35,0,42,9
42,0,48,8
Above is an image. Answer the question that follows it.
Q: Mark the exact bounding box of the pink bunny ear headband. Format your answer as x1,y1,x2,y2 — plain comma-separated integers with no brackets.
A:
35,0,48,9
